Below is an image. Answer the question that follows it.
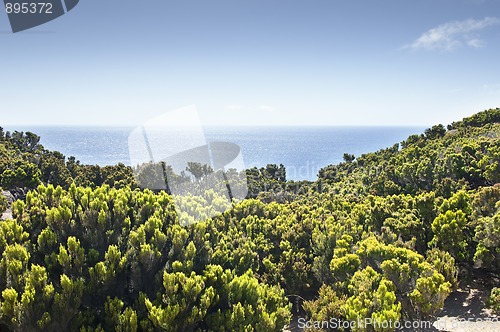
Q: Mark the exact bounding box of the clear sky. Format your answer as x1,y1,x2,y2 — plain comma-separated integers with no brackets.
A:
1,0,499,127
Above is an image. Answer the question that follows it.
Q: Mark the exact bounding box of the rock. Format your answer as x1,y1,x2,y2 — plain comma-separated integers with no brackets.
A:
1,189,16,220
9,188,27,201
1,209,12,221
2,190,15,204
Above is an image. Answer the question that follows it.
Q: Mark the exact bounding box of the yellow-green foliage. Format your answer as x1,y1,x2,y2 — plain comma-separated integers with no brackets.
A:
1,109,500,330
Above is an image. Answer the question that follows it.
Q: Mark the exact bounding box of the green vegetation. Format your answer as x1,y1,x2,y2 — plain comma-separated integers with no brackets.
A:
489,287,500,314
0,108,499,331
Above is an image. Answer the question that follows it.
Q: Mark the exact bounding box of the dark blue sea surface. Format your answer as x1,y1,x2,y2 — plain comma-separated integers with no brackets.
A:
5,126,425,181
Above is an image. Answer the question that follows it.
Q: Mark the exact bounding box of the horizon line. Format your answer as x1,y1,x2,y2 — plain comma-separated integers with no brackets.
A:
1,123,431,129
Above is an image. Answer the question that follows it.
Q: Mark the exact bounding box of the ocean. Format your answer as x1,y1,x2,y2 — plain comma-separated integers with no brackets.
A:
5,126,425,181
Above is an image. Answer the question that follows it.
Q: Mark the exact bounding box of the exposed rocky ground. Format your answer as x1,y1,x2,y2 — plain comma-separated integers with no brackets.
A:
284,276,500,332
434,276,500,332
1,190,14,220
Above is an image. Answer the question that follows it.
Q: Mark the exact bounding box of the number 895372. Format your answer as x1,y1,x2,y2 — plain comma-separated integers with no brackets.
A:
5,2,53,14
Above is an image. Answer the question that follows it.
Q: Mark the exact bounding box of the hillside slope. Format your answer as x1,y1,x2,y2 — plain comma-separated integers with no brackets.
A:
0,109,499,331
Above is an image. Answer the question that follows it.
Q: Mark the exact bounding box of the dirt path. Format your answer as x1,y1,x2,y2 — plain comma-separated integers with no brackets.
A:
284,277,500,332
434,278,500,332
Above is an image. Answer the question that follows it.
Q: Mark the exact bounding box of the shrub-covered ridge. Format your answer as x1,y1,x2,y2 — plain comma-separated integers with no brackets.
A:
0,108,500,331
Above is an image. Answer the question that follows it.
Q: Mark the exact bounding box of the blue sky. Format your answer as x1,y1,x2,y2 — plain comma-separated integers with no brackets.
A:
1,0,499,126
